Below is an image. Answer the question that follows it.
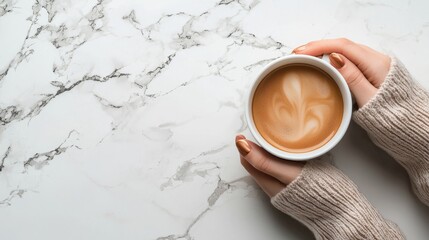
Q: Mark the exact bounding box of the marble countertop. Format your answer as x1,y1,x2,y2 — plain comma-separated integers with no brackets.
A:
1,0,429,239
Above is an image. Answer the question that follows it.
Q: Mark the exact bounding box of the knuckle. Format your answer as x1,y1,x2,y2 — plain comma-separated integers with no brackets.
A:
255,156,271,172
346,70,363,86
338,38,353,46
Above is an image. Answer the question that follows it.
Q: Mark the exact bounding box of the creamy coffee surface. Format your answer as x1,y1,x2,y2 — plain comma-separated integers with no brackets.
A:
252,64,343,153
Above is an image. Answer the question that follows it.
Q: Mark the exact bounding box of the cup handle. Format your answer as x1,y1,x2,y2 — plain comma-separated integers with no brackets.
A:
320,54,357,105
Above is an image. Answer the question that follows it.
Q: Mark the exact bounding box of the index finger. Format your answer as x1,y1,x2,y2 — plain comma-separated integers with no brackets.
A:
293,38,368,69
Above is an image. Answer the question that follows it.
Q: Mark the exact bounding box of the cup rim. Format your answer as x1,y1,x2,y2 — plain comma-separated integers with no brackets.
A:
245,54,352,161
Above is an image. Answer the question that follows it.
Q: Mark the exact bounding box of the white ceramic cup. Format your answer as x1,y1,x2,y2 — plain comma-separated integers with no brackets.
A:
246,54,352,161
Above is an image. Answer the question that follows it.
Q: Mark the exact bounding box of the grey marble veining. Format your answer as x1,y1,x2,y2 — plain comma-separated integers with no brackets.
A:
1,0,429,239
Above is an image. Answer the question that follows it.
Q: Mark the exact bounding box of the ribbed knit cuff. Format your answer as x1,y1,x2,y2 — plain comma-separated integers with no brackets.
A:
353,57,429,206
271,161,404,240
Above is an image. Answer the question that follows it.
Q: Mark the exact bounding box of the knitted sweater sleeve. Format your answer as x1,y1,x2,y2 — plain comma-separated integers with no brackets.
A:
353,57,429,206
271,161,404,240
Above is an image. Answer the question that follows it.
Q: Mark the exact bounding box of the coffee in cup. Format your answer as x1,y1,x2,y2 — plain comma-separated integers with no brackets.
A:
246,55,352,161
252,64,343,153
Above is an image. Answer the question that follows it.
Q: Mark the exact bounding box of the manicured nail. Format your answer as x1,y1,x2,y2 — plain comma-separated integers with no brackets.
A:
293,44,306,53
236,139,251,156
236,134,245,141
329,53,345,69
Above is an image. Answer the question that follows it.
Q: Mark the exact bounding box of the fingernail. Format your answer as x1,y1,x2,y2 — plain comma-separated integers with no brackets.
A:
236,134,245,141
236,139,251,156
329,53,345,69
293,44,306,53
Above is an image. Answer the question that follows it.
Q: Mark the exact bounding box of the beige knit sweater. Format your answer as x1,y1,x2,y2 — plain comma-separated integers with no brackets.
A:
271,58,429,240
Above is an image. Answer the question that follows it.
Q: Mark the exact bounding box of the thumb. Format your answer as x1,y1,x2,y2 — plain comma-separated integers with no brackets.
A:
329,53,378,108
236,138,303,184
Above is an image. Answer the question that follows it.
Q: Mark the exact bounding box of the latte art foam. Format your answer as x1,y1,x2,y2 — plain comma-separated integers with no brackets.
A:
252,64,343,153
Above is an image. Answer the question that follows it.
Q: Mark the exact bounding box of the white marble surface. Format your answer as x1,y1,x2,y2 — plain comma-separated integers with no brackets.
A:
1,0,429,239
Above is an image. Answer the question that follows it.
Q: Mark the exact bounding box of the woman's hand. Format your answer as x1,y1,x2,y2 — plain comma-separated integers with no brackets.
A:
235,135,304,197
293,38,391,108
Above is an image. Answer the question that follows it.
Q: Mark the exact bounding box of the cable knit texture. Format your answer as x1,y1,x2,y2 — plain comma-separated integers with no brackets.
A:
271,161,404,240
353,57,429,206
